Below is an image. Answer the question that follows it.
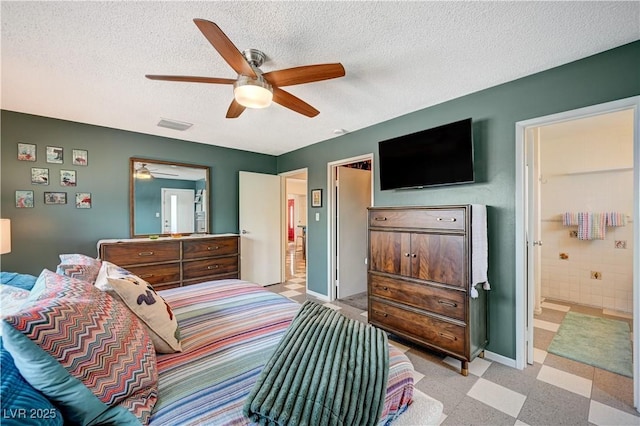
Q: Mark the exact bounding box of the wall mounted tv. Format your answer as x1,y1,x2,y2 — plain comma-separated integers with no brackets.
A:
378,117,474,190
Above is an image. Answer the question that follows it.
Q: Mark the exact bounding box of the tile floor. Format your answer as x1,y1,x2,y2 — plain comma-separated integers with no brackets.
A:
268,244,640,425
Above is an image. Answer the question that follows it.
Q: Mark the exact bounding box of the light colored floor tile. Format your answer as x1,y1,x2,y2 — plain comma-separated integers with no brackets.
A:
541,302,571,312
412,370,425,384
360,311,368,317
279,290,301,298
537,365,592,398
438,413,447,425
603,309,632,319
588,400,640,425
390,340,410,353
533,348,547,364
323,302,341,311
288,277,306,283
443,356,491,377
467,378,526,418
284,283,305,289
514,420,530,426
533,318,560,332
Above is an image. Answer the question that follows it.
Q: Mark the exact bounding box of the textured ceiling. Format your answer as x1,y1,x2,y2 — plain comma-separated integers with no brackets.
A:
2,1,638,156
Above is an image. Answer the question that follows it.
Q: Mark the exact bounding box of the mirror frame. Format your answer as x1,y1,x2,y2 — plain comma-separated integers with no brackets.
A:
129,157,211,238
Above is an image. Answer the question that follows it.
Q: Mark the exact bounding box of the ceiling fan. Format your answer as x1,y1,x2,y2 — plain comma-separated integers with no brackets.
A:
134,163,178,180
145,19,345,119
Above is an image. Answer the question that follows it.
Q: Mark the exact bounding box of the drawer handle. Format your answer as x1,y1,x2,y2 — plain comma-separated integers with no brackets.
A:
438,300,458,308
138,274,154,279
381,286,389,291
436,217,457,222
207,265,220,270
411,253,417,258
374,310,388,318
207,246,220,250
138,251,154,256
374,217,388,221
404,253,411,257
438,332,457,341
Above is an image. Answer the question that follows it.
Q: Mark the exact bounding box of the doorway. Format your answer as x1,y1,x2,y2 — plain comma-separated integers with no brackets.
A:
161,188,195,234
328,154,373,301
515,96,640,409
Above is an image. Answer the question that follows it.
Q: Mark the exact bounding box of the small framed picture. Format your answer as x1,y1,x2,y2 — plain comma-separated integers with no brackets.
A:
15,190,34,208
44,191,67,205
31,167,49,185
46,146,64,164
311,189,322,208
76,192,92,209
60,170,77,186
72,149,88,166
18,143,36,161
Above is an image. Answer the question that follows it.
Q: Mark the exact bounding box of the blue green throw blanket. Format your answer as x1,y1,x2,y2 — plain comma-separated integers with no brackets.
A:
243,300,389,426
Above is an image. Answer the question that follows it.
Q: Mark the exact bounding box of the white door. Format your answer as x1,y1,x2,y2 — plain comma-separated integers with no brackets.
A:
239,171,282,286
525,128,542,365
337,166,371,298
161,188,195,234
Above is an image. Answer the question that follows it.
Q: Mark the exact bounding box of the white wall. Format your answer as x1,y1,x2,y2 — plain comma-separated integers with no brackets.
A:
539,109,634,313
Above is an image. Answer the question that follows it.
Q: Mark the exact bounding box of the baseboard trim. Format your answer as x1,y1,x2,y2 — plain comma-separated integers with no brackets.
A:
306,288,329,301
484,350,517,369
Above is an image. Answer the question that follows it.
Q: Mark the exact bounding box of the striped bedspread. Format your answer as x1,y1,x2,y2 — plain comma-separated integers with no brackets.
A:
149,280,413,425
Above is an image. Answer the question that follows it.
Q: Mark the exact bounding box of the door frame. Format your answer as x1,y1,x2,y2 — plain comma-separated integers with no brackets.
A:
327,153,374,301
515,96,640,409
280,168,308,285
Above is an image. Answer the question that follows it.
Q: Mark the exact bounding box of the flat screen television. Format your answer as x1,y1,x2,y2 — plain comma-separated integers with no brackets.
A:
378,118,474,190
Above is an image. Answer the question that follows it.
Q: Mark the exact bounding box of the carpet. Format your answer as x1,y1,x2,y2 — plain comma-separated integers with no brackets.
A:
339,291,368,310
547,311,632,378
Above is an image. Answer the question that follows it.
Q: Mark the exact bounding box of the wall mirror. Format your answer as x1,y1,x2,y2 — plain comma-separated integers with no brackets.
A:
130,157,210,237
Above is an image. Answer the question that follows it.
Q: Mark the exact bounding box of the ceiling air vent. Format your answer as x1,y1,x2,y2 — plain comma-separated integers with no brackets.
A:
157,118,193,131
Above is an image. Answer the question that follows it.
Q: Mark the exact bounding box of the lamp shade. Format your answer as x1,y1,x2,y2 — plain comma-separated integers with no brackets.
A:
1,219,11,254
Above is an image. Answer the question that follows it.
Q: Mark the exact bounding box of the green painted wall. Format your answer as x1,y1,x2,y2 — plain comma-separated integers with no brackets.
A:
0,112,277,274
277,41,640,359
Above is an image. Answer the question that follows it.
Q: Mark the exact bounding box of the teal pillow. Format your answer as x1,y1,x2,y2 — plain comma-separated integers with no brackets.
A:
2,270,158,425
0,338,63,426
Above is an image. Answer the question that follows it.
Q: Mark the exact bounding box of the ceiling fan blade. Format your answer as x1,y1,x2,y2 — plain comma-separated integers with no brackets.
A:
226,99,246,119
193,19,256,78
272,88,319,117
263,63,345,87
145,75,236,84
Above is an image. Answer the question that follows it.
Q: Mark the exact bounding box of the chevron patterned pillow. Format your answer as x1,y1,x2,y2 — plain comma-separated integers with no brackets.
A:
56,253,102,283
1,270,158,425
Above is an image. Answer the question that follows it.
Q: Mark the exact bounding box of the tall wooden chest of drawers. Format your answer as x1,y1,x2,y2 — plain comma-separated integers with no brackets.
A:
98,234,240,291
367,205,488,375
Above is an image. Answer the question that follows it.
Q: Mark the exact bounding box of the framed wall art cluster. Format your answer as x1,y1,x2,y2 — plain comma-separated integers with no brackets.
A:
15,142,92,209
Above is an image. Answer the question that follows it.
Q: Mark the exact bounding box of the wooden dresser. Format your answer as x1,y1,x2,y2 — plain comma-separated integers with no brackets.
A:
98,234,240,291
367,205,488,375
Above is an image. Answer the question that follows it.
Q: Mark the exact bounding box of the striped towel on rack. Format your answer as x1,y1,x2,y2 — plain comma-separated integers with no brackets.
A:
605,212,628,227
577,212,606,240
563,212,579,226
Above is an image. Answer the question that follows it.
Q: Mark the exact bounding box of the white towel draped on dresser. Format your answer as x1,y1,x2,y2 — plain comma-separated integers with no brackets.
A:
470,204,490,299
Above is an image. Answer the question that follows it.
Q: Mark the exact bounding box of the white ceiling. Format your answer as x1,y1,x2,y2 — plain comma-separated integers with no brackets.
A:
2,1,638,156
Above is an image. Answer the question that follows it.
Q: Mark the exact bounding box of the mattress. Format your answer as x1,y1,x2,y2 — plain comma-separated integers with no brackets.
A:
149,279,413,425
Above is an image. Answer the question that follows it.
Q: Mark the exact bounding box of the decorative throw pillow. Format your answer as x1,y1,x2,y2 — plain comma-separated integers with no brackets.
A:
0,272,38,291
55,253,102,283
0,338,63,426
95,261,182,353
2,270,158,425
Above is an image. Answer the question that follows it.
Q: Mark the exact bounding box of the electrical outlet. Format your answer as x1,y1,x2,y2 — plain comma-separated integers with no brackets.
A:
591,271,602,280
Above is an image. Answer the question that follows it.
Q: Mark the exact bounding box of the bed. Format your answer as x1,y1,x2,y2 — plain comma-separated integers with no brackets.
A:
1,262,426,425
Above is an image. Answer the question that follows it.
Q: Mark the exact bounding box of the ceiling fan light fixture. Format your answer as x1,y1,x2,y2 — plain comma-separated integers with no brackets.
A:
135,164,154,180
233,75,273,109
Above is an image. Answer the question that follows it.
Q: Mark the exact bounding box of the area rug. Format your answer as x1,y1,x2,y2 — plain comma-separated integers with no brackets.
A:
394,389,443,426
547,311,632,377
339,291,368,310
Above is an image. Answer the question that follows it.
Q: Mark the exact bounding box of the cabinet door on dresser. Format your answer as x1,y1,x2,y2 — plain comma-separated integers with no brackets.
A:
411,233,466,287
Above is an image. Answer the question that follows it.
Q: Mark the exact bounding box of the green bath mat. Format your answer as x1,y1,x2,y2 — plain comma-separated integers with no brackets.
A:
547,311,632,378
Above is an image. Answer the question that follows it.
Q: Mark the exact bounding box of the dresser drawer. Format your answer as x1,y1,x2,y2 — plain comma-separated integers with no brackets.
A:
125,263,180,286
101,241,180,266
370,275,465,321
183,237,238,259
183,256,238,280
369,208,465,231
370,299,465,355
